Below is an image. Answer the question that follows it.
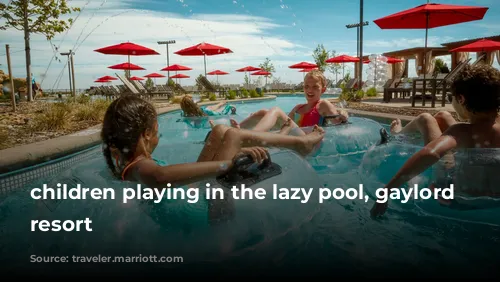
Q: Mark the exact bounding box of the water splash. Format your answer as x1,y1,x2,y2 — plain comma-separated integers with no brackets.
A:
40,0,92,87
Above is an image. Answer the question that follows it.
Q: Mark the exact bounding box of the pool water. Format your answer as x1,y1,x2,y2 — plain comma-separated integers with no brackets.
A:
1,95,499,278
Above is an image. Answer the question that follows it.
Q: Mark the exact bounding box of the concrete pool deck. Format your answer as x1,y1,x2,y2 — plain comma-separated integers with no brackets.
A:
0,95,416,175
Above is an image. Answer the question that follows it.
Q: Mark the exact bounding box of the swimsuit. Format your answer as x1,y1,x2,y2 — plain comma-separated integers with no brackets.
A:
293,101,324,127
200,104,234,116
120,156,167,180
119,156,210,229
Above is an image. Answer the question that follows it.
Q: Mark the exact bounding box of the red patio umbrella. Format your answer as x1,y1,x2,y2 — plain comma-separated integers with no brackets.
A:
144,72,166,78
373,3,488,95
94,78,111,83
97,75,118,81
108,62,145,71
144,72,166,85
170,73,190,78
129,76,144,81
95,42,159,78
236,66,261,72
251,70,271,86
325,54,360,78
161,64,192,71
161,64,192,83
289,62,318,69
174,42,233,76
207,70,229,84
170,73,190,85
450,38,500,52
236,66,262,88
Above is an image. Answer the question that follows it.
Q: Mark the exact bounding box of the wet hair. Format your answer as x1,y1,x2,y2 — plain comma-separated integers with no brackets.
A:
180,95,206,117
304,69,327,88
101,94,158,179
451,64,500,114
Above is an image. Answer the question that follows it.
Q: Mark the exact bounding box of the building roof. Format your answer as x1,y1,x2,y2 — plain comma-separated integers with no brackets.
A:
440,35,500,49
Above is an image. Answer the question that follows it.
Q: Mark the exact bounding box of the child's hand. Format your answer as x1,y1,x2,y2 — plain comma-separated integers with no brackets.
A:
370,202,388,218
339,109,349,121
235,147,269,164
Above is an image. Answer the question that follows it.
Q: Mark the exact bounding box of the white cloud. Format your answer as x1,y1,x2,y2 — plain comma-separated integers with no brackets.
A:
364,36,456,50
0,0,314,89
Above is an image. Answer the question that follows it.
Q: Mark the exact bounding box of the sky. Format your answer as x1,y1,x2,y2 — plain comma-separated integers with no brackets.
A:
0,0,499,90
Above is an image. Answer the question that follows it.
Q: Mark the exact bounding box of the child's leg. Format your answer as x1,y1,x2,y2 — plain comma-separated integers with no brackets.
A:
434,111,457,133
391,111,454,145
231,107,292,132
205,102,226,111
201,124,325,160
230,109,270,129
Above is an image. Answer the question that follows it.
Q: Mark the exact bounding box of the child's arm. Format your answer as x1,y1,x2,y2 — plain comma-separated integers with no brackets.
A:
370,127,461,217
131,159,234,189
129,148,269,189
318,100,348,122
288,104,301,120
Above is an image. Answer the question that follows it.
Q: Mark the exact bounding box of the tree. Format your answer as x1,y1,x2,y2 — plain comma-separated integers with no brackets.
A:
312,44,329,72
327,50,342,83
0,0,81,101
433,58,450,75
312,44,341,82
259,57,275,86
145,78,154,89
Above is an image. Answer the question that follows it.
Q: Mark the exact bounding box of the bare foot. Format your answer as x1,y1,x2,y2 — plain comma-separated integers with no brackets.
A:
390,118,402,134
296,125,325,156
279,118,293,135
229,118,240,129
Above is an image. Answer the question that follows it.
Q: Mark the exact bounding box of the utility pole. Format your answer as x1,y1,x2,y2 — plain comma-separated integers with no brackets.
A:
346,20,368,86
70,50,76,97
157,40,176,81
359,0,364,90
60,50,75,97
6,44,16,112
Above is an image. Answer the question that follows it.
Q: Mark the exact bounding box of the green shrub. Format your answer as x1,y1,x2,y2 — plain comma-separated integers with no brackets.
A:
366,87,377,97
208,92,217,101
227,90,237,100
249,89,259,98
240,88,249,98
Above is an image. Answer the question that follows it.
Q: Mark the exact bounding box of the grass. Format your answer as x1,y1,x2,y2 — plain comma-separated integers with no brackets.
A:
0,94,114,150
27,96,112,133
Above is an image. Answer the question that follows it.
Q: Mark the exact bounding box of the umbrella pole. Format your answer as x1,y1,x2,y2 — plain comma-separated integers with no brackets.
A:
204,54,207,77
128,54,130,78
419,13,429,107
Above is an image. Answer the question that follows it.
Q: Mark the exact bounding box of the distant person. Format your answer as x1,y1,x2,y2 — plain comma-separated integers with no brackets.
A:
180,95,236,117
230,69,348,135
31,73,37,95
371,64,500,217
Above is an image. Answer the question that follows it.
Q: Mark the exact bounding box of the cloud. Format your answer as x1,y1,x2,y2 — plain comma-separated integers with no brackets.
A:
0,0,315,89
364,36,456,50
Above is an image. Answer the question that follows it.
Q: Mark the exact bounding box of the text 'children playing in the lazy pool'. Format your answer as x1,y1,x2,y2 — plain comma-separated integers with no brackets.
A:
28,183,455,232
31,183,455,205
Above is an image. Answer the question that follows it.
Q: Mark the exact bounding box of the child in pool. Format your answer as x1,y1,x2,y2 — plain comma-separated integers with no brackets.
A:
180,95,236,117
371,64,500,217
230,69,348,135
101,95,325,223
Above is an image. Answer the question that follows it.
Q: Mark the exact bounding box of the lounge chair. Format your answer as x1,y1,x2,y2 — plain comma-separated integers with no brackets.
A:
115,73,145,98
